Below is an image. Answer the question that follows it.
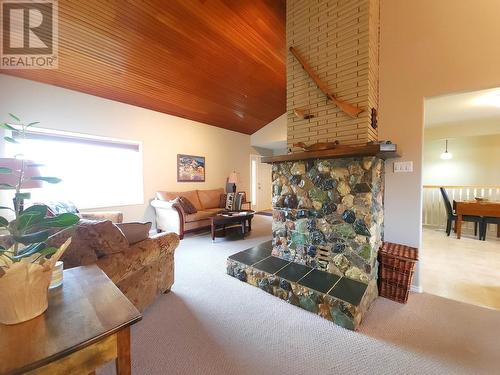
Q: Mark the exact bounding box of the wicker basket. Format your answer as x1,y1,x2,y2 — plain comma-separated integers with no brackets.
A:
378,242,418,304
380,265,415,286
379,255,416,272
380,242,418,261
378,280,411,304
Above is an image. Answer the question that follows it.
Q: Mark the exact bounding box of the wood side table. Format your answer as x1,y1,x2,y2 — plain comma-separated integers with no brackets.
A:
0,265,142,375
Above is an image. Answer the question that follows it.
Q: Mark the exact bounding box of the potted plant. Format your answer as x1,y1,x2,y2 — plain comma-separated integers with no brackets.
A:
0,114,80,325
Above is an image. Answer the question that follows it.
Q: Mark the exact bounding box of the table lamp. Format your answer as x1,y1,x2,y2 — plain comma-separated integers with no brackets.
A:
0,158,42,212
228,171,239,193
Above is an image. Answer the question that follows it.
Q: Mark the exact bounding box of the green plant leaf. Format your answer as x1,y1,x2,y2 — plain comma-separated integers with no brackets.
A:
13,245,56,261
41,213,80,228
0,216,8,227
0,183,15,190
17,242,46,256
16,205,47,231
3,136,19,144
13,229,50,245
0,167,12,174
0,206,13,211
0,123,16,131
27,121,40,127
31,176,62,184
31,247,58,262
22,204,48,216
8,113,20,122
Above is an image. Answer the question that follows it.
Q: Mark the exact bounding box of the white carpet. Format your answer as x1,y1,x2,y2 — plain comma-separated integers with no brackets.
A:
100,216,500,375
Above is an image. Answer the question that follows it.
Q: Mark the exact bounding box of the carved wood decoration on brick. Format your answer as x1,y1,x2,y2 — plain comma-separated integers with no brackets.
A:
287,0,380,150
290,46,363,118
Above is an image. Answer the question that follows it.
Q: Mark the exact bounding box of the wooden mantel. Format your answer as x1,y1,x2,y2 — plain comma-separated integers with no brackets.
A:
261,144,400,163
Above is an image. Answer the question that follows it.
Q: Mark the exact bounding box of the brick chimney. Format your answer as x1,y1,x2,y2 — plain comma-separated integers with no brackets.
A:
287,0,380,151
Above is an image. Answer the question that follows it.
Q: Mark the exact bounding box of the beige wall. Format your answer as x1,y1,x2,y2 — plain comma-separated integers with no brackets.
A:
379,0,500,287
425,118,500,140
423,134,500,186
250,113,287,151
0,74,257,223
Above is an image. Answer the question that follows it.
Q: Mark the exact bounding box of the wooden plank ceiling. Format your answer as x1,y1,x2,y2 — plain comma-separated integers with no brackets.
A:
1,0,286,134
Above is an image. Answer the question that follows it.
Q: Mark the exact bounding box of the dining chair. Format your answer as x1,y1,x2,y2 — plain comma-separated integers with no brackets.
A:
480,217,500,240
439,187,481,237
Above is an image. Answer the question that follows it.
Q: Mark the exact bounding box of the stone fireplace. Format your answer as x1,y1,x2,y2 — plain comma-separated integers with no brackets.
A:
227,146,394,330
227,0,398,330
270,156,384,284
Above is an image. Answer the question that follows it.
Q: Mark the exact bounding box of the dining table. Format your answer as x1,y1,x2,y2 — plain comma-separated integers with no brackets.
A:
455,200,500,239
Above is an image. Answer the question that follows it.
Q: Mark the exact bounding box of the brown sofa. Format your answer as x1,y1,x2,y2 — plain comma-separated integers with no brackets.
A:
48,220,180,312
151,188,225,239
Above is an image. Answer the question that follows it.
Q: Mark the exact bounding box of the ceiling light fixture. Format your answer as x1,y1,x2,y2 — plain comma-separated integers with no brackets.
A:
440,139,453,160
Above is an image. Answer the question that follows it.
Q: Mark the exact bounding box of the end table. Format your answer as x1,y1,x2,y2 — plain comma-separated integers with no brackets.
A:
0,265,141,375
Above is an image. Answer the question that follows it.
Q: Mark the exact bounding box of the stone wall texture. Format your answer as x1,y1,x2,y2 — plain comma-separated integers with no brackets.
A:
271,157,384,283
287,0,380,151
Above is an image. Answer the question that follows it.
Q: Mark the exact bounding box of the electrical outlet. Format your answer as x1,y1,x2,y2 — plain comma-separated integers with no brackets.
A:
394,161,413,173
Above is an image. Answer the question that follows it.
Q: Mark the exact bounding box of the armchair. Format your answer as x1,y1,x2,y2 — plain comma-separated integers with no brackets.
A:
48,219,179,312
37,200,124,223
80,210,123,223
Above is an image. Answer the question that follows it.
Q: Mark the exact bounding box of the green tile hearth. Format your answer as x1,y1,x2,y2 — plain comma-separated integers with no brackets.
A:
227,242,378,331
253,256,290,274
299,269,341,294
276,263,312,282
243,240,273,258
228,251,268,266
328,277,367,306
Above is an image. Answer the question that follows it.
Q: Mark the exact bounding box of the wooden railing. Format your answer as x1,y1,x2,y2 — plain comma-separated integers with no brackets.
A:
422,185,500,233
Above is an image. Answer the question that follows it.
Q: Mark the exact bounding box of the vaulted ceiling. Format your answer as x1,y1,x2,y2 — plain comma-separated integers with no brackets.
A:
1,0,286,134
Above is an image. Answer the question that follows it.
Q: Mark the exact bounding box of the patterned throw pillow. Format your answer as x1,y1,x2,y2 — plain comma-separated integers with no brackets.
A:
233,192,245,211
219,193,227,209
224,192,245,211
225,193,235,210
179,196,198,214
116,222,152,245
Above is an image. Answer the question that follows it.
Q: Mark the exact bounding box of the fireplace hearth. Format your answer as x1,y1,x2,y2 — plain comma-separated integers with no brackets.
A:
227,241,375,330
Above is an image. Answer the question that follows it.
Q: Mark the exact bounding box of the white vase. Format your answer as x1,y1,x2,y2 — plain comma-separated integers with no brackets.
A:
0,261,53,325
0,238,72,325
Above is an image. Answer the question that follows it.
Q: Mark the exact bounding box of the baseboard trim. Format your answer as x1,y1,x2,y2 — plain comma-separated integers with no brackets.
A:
410,285,423,293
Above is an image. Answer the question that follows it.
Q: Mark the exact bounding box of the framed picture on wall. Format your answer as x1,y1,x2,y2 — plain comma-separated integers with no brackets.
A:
177,154,206,182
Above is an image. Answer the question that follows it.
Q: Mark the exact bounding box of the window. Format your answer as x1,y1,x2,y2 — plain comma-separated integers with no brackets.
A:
5,127,143,209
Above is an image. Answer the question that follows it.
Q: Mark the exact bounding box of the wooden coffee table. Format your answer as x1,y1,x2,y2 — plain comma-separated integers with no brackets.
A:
211,211,255,241
0,265,141,375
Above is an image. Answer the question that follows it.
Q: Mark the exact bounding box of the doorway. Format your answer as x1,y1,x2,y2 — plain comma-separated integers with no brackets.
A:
250,154,272,212
422,88,500,310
